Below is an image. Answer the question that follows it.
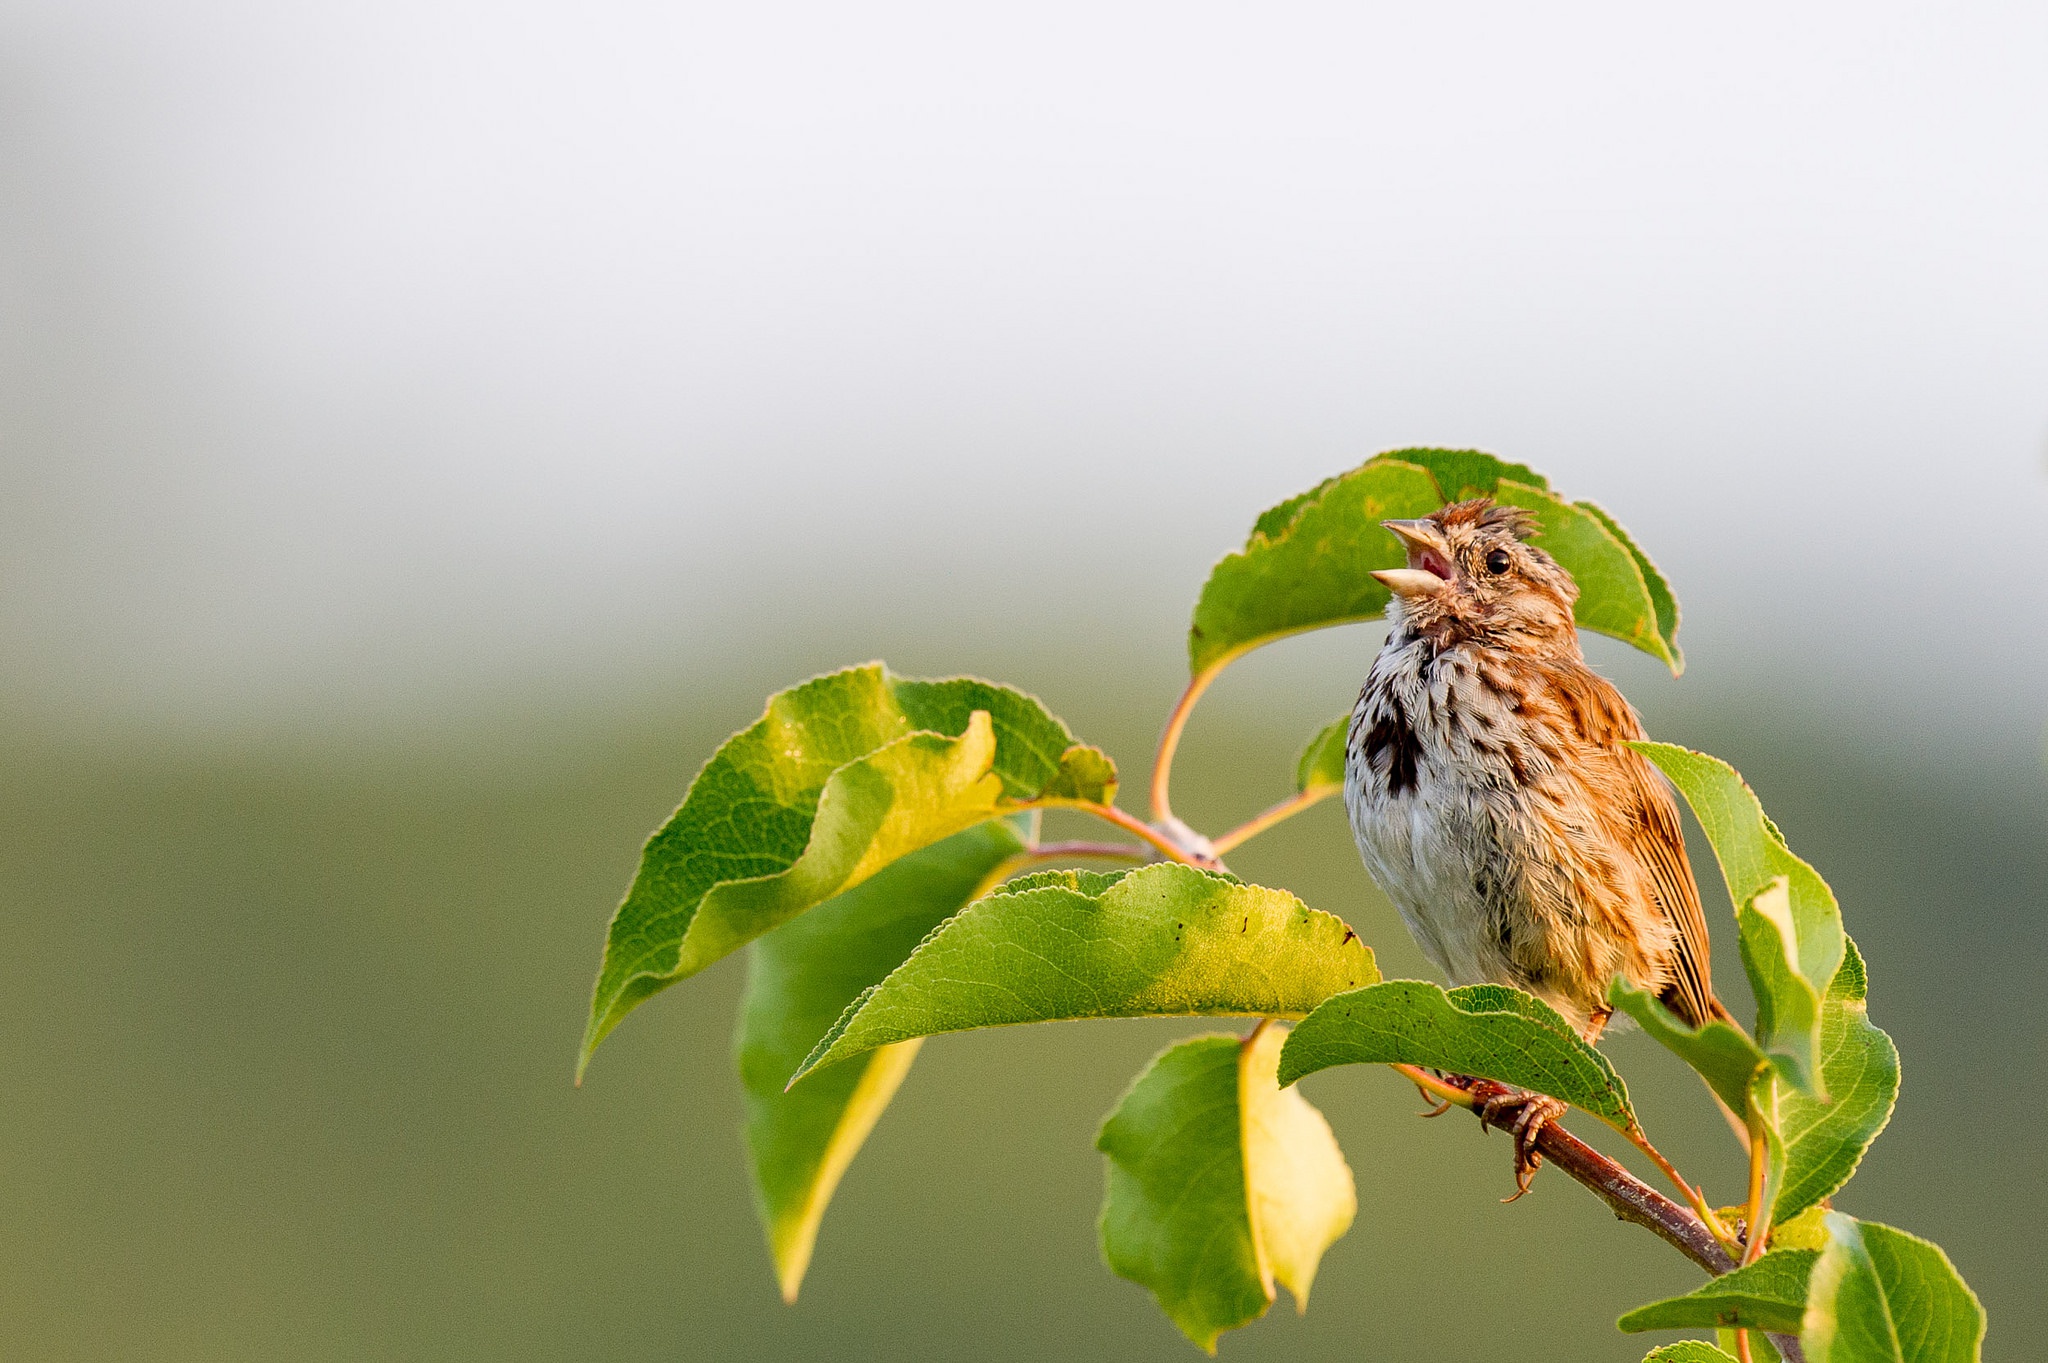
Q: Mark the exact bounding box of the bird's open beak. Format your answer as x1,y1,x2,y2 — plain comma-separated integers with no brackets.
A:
1373,519,1453,598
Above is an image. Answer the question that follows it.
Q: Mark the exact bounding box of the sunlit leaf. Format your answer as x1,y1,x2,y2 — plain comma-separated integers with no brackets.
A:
1631,743,1846,1094
1609,975,1768,1115
1295,715,1349,795
1619,1249,1817,1333
580,663,1113,1076
737,819,1029,1301
1772,1206,1832,1252
791,864,1377,1082
1239,1023,1354,1311
1776,938,1898,1223
1279,980,1635,1130
1644,1345,1740,1363
1803,1214,1984,1363
1041,743,1120,803
1097,1027,1354,1352
1186,450,1683,679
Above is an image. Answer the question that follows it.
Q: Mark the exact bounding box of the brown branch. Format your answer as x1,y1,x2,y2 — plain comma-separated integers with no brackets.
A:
1456,1077,1806,1363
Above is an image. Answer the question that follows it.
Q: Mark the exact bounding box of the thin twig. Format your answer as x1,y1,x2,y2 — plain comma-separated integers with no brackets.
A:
1006,799,1206,865
1028,841,1152,862
1209,786,1338,856
1149,667,1221,826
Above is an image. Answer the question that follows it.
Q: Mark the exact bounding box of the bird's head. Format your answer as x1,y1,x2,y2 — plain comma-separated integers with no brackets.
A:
1372,499,1579,651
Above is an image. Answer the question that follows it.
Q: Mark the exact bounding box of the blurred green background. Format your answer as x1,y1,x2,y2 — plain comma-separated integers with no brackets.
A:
4,1,2046,1358
4,633,2043,1360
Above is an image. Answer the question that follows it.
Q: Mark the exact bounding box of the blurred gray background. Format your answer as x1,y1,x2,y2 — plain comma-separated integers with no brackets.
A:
2,2,2044,1359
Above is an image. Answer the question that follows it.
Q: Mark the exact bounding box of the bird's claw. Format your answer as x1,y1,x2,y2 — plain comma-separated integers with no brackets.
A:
1410,1074,1456,1117
1475,1088,1567,1201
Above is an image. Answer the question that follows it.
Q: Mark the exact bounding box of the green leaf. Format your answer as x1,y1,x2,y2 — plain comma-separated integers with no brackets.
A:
790,863,1378,1082
1185,449,1683,679
1577,498,1681,657
1776,937,1898,1222
1644,1345,1740,1363
1097,1027,1355,1352
1188,456,1441,677
1772,1205,1833,1252
1389,447,1550,500
580,663,1112,1077
1491,479,1682,671
1803,1214,1985,1363
1630,743,1846,1094
1041,743,1120,803
1738,879,1825,1095
1295,716,1349,795
1618,1250,1817,1333
737,819,1029,1302
1609,974,1769,1115
1279,980,1636,1131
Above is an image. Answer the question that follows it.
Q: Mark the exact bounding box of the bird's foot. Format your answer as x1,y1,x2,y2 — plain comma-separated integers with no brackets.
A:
1473,1086,1568,1202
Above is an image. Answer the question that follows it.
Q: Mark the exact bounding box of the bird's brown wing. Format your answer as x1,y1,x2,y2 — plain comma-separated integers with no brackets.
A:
1619,752,1720,1028
1540,659,1720,1028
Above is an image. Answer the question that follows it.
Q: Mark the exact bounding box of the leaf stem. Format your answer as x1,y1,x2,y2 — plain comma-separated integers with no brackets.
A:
1029,840,1153,862
1210,786,1339,856
1150,666,1222,825
1740,1100,1773,1266
1008,799,1211,866
1624,1124,1740,1252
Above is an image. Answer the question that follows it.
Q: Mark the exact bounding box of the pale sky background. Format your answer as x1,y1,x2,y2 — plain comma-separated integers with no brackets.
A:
2,0,2044,755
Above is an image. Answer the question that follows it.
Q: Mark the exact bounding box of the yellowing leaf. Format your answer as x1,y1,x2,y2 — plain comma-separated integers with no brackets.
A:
1098,1028,1355,1352
790,863,1377,1083
579,664,1115,1076
737,820,1029,1301
1239,1023,1354,1309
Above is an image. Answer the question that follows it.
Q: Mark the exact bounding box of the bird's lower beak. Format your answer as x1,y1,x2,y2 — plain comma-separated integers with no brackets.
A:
1372,567,1449,598
1376,519,1453,597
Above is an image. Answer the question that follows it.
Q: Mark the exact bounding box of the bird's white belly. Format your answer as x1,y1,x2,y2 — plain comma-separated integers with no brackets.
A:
1345,767,1500,990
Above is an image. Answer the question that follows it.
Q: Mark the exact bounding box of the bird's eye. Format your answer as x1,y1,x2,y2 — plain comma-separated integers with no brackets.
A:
1484,548,1512,575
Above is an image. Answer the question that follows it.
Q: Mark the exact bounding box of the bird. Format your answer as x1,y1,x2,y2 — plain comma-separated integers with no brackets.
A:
1343,497,1732,1194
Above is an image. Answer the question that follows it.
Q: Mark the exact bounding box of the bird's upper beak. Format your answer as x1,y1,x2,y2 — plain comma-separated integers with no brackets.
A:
1373,519,1453,598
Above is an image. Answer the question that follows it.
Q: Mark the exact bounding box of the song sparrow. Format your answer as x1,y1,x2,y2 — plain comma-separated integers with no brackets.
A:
1344,498,1731,1191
